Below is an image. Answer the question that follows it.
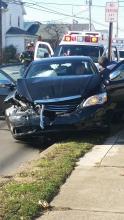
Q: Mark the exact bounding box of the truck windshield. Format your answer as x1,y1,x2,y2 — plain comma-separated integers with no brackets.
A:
54,45,104,62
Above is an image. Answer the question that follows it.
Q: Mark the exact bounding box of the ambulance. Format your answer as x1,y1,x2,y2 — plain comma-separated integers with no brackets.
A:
54,31,120,66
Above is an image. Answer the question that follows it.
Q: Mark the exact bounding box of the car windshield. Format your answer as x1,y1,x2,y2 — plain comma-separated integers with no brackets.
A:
54,45,104,62
25,59,97,78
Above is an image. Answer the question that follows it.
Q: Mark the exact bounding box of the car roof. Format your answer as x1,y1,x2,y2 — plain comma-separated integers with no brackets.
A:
32,56,93,65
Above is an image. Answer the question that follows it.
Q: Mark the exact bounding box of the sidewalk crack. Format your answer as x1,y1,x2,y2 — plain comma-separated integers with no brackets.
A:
49,206,124,215
98,131,122,167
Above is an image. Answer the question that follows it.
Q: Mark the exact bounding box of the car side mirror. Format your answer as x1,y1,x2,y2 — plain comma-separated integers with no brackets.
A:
109,70,120,81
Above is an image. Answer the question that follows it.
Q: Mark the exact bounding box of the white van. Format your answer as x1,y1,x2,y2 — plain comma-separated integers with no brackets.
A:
34,41,54,60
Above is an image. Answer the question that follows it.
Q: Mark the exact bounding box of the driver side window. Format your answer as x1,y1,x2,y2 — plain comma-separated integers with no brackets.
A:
37,44,51,58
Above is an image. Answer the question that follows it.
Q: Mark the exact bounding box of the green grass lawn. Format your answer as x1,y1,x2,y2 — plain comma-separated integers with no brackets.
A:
0,133,106,220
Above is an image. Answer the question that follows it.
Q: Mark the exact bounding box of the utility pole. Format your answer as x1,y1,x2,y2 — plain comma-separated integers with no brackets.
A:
72,5,74,30
108,22,113,62
116,0,119,38
0,0,2,64
86,0,92,31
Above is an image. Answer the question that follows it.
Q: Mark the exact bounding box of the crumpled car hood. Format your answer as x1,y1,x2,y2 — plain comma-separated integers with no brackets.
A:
16,75,101,104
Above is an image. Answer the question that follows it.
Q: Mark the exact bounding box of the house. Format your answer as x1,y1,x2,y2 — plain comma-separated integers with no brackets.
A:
1,0,37,53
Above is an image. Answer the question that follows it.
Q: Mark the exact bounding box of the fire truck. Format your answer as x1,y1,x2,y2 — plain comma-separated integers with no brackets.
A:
54,31,120,65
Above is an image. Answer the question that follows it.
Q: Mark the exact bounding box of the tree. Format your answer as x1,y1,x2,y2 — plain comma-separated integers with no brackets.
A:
45,23,67,49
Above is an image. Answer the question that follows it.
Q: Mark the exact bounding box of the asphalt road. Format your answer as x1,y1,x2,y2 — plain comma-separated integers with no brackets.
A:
0,120,43,176
0,65,53,177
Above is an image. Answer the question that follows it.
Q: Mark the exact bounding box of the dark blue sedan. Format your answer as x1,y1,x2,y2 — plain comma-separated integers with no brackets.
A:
4,56,124,140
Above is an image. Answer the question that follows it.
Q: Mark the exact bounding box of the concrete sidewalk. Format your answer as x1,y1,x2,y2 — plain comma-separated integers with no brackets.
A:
37,130,124,220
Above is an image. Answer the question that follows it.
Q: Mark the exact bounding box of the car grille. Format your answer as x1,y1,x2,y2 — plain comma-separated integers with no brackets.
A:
45,104,78,113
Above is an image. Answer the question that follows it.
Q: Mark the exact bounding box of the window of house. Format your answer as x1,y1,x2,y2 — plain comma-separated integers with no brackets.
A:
18,16,20,27
9,15,12,26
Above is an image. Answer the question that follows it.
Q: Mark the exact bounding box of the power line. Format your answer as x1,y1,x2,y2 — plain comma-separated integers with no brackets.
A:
23,3,109,28
23,1,103,7
6,0,90,22
9,0,124,7
24,4,73,17
10,0,105,7
23,3,119,28
8,0,124,33
23,1,90,21
23,0,124,7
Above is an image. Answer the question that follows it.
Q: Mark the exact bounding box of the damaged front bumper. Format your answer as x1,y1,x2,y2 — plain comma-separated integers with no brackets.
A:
5,104,108,139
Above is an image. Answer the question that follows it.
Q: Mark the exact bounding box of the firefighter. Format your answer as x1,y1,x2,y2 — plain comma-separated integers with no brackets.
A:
19,42,35,75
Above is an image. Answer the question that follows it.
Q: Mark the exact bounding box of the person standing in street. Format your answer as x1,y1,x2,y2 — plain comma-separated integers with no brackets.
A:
19,42,35,75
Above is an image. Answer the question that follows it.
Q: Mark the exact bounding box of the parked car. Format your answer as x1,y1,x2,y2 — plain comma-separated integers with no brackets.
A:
0,64,22,115
0,69,15,115
0,64,22,81
4,56,124,141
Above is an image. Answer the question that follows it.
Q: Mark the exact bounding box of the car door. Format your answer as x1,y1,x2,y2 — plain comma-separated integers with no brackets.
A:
34,41,54,60
0,70,15,115
106,61,124,103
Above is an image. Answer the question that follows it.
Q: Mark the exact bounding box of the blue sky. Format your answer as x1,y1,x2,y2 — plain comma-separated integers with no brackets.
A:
24,0,124,37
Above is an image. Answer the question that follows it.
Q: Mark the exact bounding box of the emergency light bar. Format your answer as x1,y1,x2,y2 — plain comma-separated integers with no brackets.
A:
63,34,98,43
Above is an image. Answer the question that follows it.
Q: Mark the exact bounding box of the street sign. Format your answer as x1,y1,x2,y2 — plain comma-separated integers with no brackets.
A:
105,2,118,22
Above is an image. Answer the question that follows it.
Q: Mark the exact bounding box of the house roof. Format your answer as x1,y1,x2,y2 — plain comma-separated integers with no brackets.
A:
24,21,37,30
27,23,40,35
6,27,29,35
24,21,41,35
